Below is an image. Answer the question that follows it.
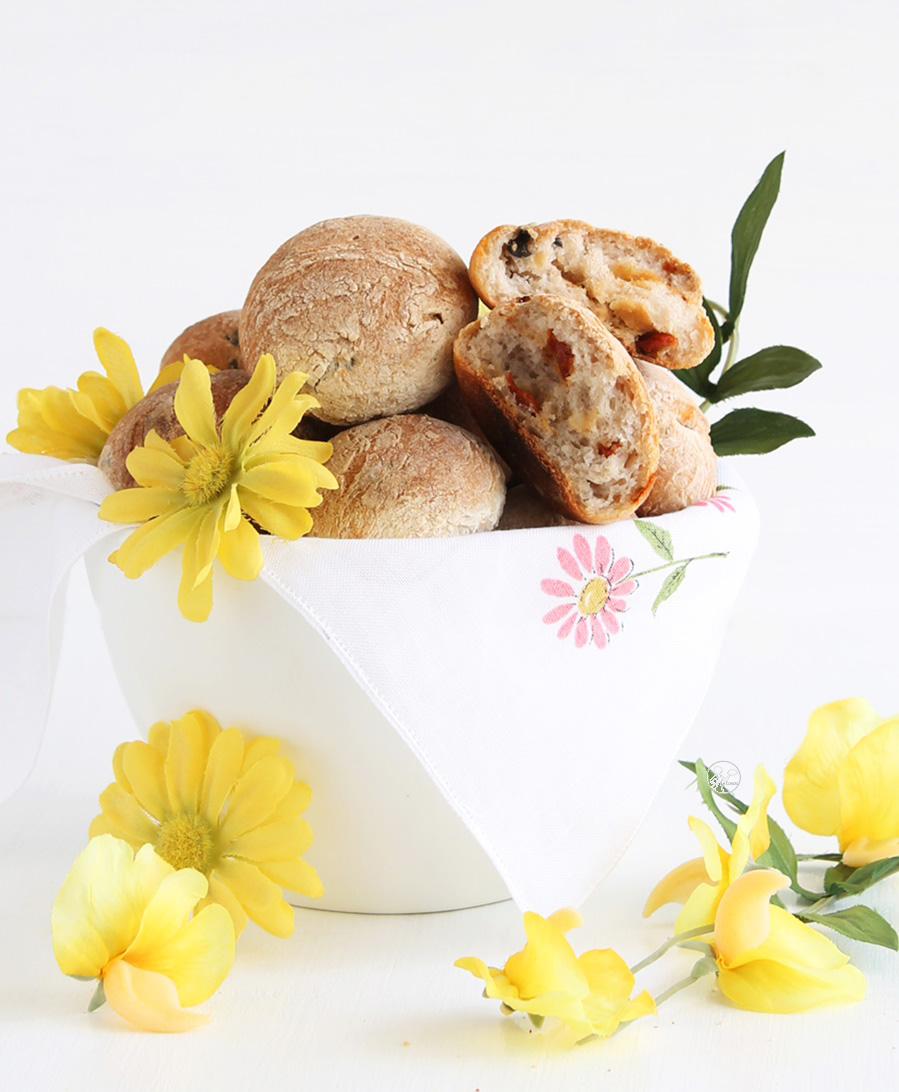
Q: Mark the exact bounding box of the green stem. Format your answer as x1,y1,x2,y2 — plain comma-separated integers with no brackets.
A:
796,853,843,862
630,553,728,581
700,316,741,410
629,923,714,975
704,299,730,320
654,974,704,1007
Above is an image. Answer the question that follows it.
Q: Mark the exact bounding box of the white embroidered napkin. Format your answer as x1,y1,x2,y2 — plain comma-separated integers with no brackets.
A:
0,453,757,912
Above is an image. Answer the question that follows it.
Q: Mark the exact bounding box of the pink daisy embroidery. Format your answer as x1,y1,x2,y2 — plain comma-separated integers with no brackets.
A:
692,493,735,513
540,533,637,649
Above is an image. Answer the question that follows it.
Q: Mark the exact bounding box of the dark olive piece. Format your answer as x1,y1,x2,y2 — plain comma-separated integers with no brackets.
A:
505,229,533,259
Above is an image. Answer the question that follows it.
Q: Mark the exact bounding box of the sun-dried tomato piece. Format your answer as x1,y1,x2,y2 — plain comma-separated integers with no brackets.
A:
635,330,678,355
597,441,622,457
545,329,575,380
506,373,541,414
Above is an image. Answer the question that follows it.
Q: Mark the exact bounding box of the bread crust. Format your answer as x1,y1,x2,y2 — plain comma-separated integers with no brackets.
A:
240,216,478,426
634,361,717,516
307,414,506,539
470,220,713,370
453,296,658,525
159,310,244,373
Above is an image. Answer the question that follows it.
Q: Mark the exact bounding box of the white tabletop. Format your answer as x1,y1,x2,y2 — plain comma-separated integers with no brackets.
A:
2,1,898,1087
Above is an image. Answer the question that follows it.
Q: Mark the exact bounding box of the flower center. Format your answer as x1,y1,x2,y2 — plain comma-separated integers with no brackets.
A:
180,444,233,506
578,577,609,615
155,814,215,872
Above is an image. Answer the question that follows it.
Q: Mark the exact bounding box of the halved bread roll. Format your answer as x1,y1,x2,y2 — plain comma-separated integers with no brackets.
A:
453,295,659,524
470,220,714,370
635,361,717,517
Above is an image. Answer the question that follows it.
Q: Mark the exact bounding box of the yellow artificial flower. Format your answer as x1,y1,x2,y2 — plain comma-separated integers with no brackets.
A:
712,868,865,1013
456,909,655,1042
98,354,336,623
89,710,323,938
783,699,899,866
7,328,191,463
52,835,234,1032
643,765,776,933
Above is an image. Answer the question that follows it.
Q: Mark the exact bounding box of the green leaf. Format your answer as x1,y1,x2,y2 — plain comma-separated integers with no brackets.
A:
825,855,899,895
798,906,899,950
633,519,673,561
652,565,687,616
710,408,815,456
757,819,798,885
709,346,822,403
694,758,737,842
725,151,785,336
675,299,722,398
87,980,106,1013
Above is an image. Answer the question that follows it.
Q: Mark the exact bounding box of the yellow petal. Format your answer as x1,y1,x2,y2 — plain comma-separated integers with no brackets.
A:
174,359,219,447
178,524,216,623
220,359,273,451
717,959,865,1014
125,873,234,1008
202,874,249,937
100,487,186,524
783,699,882,836
121,741,169,821
217,756,295,842
688,817,724,884
164,714,209,815
217,516,264,582
93,328,144,408
738,765,776,861
503,912,587,1001
75,371,128,431
842,835,899,867
240,462,329,507
227,817,314,861
837,718,899,849
747,905,855,972
237,490,314,539
111,509,197,578
643,857,711,917
125,446,189,491
93,781,160,844
239,736,280,774
215,858,294,937
714,869,790,966
269,781,312,821
200,727,245,824
103,958,210,1032
579,949,655,1036
52,837,171,979
256,859,323,898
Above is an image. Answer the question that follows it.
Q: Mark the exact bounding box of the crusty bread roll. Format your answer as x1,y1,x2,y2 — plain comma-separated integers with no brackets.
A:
307,415,505,539
497,485,578,530
240,216,479,426
159,311,243,373
470,220,714,370
453,295,659,524
98,370,250,490
634,361,717,517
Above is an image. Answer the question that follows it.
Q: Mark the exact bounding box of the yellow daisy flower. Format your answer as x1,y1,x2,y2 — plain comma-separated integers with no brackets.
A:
52,835,234,1032
456,909,656,1042
89,710,323,938
98,353,337,623
7,328,189,462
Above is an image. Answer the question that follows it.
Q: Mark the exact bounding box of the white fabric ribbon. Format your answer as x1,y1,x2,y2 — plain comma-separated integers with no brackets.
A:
0,452,758,911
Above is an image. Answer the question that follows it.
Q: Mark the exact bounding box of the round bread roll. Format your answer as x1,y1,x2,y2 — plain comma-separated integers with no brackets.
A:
454,295,659,524
497,485,578,530
307,415,505,539
99,370,250,490
240,216,478,426
418,379,511,480
159,311,244,373
634,361,717,517
470,220,714,370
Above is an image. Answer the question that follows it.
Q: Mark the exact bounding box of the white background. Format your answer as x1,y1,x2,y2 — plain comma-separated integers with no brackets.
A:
1,1,898,1088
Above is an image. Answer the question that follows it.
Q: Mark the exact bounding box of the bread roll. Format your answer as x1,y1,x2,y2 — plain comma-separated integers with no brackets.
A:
240,216,478,426
307,415,505,539
453,295,658,524
99,370,250,490
159,311,243,373
470,220,713,370
635,361,717,517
